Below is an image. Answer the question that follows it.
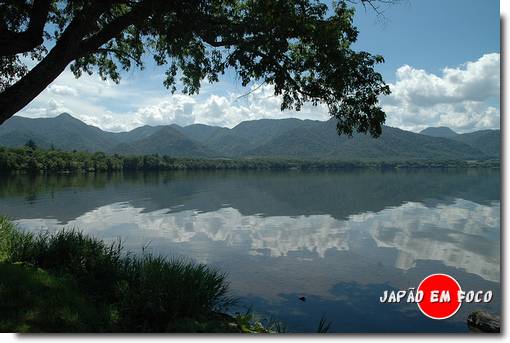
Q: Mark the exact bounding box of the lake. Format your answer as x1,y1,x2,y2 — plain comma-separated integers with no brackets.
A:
0,169,500,333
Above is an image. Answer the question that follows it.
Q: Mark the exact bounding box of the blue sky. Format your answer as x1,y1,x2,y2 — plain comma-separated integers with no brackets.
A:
18,0,501,133
352,0,499,81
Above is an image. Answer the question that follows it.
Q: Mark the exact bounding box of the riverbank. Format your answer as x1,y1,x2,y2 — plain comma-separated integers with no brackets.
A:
0,146,500,174
0,216,272,333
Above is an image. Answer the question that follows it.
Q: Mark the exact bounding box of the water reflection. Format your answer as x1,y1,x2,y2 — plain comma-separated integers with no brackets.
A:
15,198,499,283
0,169,500,222
0,169,500,332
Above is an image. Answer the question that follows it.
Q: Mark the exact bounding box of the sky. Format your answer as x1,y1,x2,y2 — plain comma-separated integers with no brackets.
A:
16,0,500,133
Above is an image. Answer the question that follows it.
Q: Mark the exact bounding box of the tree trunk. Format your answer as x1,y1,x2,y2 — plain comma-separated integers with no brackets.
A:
0,4,140,125
0,18,88,125
0,53,72,125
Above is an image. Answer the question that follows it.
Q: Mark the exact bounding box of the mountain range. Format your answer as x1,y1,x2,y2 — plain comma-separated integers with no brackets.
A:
0,113,500,161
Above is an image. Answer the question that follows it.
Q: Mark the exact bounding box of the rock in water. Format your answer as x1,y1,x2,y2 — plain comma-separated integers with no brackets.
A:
467,310,500,333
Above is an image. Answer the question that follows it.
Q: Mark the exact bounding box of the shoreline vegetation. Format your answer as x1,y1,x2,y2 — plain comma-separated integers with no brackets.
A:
0,146,500,173
0,216,280,333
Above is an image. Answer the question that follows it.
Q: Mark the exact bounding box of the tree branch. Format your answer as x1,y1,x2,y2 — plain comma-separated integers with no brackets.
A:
77,1,151,56
96,47,141,64
0,0,51,56
234,81,267,102
0,1,147,124
0,5,102,124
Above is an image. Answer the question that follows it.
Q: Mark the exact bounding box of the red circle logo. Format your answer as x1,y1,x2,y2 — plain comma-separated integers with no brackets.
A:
417,273,462,320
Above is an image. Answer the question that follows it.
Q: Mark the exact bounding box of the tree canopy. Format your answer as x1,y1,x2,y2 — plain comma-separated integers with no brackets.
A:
0,0,391,136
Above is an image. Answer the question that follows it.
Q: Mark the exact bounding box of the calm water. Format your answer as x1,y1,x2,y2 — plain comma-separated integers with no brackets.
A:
0,169,500,332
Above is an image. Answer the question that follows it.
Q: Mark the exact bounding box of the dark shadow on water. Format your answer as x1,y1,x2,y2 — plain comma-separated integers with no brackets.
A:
0,169,501,224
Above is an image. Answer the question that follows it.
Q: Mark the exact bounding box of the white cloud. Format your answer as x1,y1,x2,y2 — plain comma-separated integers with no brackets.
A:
13,53,499,133
135,95,196,127
46,98,68,116
382,53,500,133
131,83,330,129
15,67,329,131
15,197,500,282
191,84,329,128
48,84,78,97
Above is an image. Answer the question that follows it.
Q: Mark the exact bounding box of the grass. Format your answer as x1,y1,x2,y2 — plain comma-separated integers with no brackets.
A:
317,316,332,333
0,262,101,332
0,216,236,333
233,308,287,333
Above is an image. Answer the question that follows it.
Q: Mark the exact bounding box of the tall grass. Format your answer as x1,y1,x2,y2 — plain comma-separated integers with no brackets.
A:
116,254,231,332
0,216,233,332
316,315,332,333
0,216,35,262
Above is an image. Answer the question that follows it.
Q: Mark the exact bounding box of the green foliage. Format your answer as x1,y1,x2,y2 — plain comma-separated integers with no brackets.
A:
234,309,287,333
12,229,124,303
116,254,232,332
0,145,500,174
0,216,31,262
0,262,103,332
24,139,37,150
234,311,272,333
1,1,390,135
0,216,233,332
0,146,124,172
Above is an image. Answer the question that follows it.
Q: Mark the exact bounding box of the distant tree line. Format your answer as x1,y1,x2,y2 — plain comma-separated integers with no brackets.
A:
0,146,500,173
